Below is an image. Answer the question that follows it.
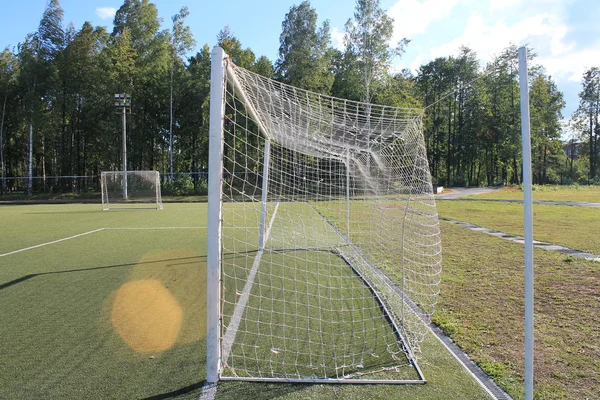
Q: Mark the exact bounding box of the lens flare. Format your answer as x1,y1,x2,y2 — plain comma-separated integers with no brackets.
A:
111,279,182,353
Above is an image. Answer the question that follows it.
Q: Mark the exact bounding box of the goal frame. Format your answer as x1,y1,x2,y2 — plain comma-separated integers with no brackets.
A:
207,46,434,385
100,170,163,210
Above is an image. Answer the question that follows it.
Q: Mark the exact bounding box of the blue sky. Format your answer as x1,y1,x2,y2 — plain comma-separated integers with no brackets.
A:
1,0,598,129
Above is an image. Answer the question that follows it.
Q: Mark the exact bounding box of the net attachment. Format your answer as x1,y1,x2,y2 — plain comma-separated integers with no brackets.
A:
208,47,441,384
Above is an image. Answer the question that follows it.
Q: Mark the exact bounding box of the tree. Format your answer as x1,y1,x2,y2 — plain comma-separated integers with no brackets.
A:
529,72,565,183
572,67,600,181
275,1,334,94
253,56,274,78
168,6,195,180
217,26,256,69
0,48,18,192
344,0,409,103
178,44,211,191
112,0,171,172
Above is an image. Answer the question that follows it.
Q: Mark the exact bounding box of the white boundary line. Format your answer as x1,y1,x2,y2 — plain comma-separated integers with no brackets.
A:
220,202,280,365
0,228,105,258
200,202,280,400
105,227,258,230
426,324,502,399
105,227,207,230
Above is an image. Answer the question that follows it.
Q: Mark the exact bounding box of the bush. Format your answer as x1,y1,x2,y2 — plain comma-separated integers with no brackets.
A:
162,175,195,196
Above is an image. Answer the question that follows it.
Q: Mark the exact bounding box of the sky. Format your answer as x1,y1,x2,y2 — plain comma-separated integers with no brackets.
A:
0,0,599,130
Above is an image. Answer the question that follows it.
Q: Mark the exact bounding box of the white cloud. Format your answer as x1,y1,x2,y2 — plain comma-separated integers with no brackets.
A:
425,11,576,70
331,26,345,51
489,0,522,13
96,7,116,20
538,45,600,82
387,0,461,42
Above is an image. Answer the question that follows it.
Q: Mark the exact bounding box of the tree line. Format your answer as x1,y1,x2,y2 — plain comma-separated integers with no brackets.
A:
0,0,598,195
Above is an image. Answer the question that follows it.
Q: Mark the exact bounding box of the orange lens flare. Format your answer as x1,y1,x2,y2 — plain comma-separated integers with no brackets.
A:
111,279,183,354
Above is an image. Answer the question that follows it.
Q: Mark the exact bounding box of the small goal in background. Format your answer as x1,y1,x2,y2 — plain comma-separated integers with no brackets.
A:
100,170,163,210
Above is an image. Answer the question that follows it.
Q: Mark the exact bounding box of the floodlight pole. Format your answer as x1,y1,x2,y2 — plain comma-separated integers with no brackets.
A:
122,105,127,200
518,46,534,400
115,94,131,200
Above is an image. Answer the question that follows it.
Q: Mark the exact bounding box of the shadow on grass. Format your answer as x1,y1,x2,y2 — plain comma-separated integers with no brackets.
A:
140,380,206,400
0,249,263,291
0,255,206,291
216,381,309,400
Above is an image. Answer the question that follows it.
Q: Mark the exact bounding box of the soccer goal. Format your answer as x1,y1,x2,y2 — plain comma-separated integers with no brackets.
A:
207,46,441,384
100,170,163,210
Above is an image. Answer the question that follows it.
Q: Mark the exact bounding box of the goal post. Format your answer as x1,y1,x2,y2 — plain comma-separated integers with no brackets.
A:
100,170,163,210
207,46,441,384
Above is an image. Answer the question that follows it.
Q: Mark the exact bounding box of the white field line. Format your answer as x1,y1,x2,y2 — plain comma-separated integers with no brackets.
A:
199,203,280,400
426,324,501,400
105,227,207,230
220,202,280,367
105,226,260,230
0,228,105,258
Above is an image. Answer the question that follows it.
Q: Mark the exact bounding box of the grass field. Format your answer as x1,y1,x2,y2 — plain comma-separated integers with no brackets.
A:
464,185,600,202
435,221,600,399
0,202,491,400
437,201,600,255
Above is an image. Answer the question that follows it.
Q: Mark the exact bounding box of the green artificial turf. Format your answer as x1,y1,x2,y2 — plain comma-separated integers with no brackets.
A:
435,221,600,399
0,202,491,399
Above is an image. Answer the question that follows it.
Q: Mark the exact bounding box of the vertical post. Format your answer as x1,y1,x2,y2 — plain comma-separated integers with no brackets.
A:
519,46,534,400
169,66,174,182
122,105,128,200
207,45,226,384
346,150,351,240
0,93,6,192
258,139,271,250
28,122,33,194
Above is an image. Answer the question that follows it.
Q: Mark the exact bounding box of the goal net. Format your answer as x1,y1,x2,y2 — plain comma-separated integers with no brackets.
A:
101,170,163,210
207,46,441,384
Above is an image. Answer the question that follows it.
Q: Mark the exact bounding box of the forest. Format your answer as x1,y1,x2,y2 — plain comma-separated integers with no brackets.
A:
0,0,599,195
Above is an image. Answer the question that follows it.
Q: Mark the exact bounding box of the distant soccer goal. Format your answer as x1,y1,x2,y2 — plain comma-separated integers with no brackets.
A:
101,171,163,210
206,46,441,384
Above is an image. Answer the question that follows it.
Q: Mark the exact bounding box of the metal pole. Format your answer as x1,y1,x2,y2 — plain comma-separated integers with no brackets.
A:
0,93,6,192
207,45,226,384
346,150,351,240
169,66,174,181
518,46,534,400
258,139,271,250
122,105,128,200
28,121,33,194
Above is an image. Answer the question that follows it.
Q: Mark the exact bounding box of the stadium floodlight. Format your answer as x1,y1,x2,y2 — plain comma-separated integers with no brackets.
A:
114,93,131,199
206,46,442,384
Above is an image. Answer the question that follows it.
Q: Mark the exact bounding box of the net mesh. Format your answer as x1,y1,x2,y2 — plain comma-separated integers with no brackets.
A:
217,60,441,381
101,171,163,210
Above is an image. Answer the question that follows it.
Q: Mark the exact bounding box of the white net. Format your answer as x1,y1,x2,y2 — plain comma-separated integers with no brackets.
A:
209,49,441,383
101,171,163,210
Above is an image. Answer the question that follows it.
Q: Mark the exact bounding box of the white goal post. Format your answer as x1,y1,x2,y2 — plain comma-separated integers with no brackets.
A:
207,46,441,384
100,170,163,210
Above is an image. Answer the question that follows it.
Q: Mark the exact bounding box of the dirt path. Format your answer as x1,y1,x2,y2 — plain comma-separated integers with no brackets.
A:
435,187,503,199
